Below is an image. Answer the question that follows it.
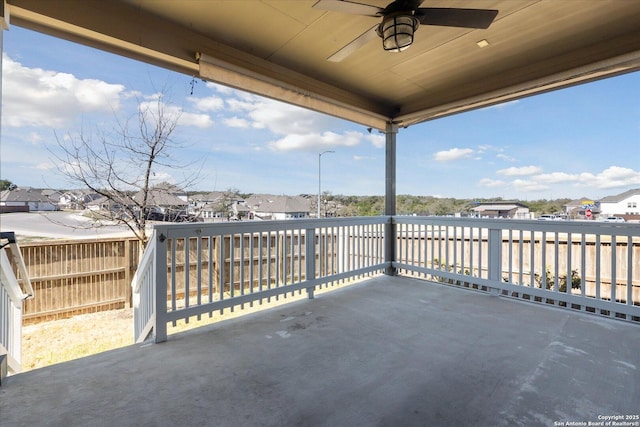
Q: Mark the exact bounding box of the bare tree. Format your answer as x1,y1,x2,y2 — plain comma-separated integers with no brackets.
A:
52,90,200,250
220,187,241,220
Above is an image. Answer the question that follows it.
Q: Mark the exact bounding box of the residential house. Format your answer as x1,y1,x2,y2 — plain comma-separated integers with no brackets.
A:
470,201,530,219
0,187,59,212
563,197,600,220
244,194,311,220
132,183,189,220
597,188,640,219
59,190,102,210
85,195,128,213
190,191,246,220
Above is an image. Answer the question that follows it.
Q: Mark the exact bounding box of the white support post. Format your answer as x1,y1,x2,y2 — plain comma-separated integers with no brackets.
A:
154,230,168,343
384,122,398,276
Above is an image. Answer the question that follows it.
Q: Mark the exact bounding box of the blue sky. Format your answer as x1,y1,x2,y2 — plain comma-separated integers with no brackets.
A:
1,26,639,200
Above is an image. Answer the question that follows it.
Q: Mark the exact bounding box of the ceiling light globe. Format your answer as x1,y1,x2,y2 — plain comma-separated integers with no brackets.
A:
379,14,419,52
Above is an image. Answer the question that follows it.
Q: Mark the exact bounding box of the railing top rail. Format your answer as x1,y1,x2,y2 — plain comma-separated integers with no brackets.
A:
154,216,391,238
0,232,34,299
131,234,156,293
393,216,640,237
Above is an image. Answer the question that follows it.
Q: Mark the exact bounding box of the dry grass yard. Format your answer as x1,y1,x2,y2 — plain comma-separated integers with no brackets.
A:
20,286,343,372
22,308,135,371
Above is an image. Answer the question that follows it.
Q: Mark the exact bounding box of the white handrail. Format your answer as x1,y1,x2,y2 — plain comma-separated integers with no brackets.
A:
0,232,33,375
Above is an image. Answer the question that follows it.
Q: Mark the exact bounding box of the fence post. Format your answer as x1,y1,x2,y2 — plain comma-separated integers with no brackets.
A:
305,227,315,299
154,229,168,343
488,228,502,295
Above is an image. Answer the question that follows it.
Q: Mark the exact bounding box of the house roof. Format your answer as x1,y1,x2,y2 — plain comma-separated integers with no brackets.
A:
246,195,311,213
564,197,596,208
6,1,640,131
0,187,56,203
191,192,225,203
150,182,186,195
472,204,525,212
133,190,188,207
598,188,640,203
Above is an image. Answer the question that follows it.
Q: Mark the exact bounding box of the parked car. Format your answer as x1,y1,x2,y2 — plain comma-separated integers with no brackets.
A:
604,216,625,223
537,214,559,221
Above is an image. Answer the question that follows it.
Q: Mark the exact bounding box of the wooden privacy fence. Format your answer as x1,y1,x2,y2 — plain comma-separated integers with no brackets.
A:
17,238,140,324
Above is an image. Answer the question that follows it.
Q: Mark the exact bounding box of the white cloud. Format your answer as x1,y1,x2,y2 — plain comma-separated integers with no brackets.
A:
268,131,361,152
497,166,543,176
189,95,224,112
365,133,385,148
433,148,474,162
2,55,125,127
27,132,43,144
477,178,506,188
138,100,213,129
33,162,55,171
482,166,640,197
535,172,578,183
575,166,640,189
178,112,214,128
512,179,550,193
354,155,376,161
223,117,250,128
496,153,516,162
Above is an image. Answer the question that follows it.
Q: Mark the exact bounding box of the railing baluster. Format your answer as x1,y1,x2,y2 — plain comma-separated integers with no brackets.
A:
580,234,586,299
240,233,245,305
259,232,263,293
208,236,213,311
627,235,633,308
196,235,202,320
267,231,272,296
249,232,254,300
611,235,617,304
468,227,473,279
171,238,177,319
595,234,601,302
219,233,225,310
541,231,548,291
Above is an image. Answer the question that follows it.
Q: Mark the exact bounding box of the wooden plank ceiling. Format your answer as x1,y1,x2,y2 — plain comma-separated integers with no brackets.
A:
6,0,640,130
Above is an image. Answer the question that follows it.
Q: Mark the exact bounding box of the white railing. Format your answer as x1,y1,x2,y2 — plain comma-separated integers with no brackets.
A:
0,232,34,376
394,217,640,320
132,236,157,344
133,217,388,342
133,216,639,342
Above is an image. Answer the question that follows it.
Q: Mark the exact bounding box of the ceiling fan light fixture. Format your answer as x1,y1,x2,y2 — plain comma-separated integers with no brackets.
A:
378,13,419,52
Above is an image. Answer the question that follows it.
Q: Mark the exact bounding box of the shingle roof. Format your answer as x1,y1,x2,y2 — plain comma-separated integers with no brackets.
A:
0,187,56,203
246,195,310,213
598,188,640,203
134,190,187,207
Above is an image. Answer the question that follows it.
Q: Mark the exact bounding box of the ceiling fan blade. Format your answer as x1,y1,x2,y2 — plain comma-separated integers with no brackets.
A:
313,0,383,17
327,24,379,62
416,8,499,29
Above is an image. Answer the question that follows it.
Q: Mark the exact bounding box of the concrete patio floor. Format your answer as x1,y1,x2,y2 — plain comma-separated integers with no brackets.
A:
1,276,639,427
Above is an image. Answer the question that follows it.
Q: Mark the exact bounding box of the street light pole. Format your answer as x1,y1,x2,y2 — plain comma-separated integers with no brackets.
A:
318,150,334,218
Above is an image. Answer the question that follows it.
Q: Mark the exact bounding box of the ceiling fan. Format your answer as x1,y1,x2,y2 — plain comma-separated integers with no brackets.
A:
313,0,498,62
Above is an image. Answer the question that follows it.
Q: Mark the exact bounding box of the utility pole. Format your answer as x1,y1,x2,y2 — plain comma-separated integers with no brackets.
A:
318,150,335,218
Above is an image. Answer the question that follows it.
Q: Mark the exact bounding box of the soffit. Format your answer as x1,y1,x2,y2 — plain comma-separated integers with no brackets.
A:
6,0,640,130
